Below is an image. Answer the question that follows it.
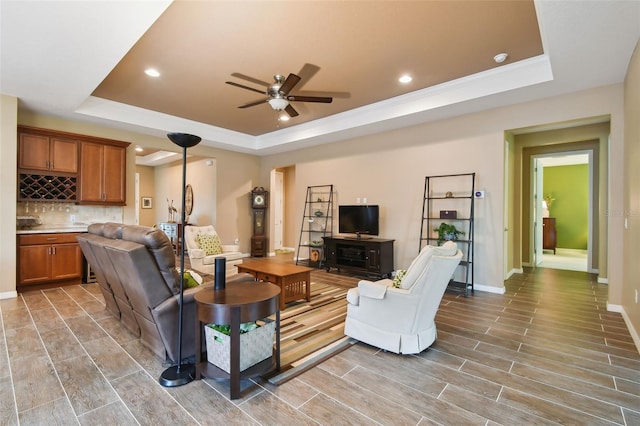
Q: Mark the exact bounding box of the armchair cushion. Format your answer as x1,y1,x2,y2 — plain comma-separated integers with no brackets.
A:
196,233,223,255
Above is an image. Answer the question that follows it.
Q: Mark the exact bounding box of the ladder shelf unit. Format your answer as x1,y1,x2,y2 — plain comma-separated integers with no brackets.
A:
419,173,475,295
296,185,334,268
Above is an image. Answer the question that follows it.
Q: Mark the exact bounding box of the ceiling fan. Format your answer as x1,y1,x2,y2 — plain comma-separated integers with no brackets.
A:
225,73,332,118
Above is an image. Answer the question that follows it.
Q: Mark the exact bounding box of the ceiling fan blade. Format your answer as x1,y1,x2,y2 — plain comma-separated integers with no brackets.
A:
230,72,271,87
278,73,301,96
287,95,333,103
296,63,320,90
296,90,351,99
285,104,299,117
226,81,265,95
238,98,268,109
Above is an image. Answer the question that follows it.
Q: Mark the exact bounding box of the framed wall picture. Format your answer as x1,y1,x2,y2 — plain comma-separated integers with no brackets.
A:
141,197,153,209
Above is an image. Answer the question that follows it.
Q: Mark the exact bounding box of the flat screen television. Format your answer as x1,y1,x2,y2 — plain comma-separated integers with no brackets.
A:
338,205,379,238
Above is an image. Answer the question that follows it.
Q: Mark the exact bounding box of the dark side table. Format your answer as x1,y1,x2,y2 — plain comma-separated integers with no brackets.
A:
194,282,280,399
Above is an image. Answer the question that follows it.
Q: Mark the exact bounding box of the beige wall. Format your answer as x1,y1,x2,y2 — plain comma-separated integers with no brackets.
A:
136,165,156,226
261,84,626,295
0,95,18,298
623,39,640,349
152,157,221,233
1,82,631,309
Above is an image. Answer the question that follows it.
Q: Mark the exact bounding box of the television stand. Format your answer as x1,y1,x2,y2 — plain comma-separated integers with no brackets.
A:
323,236,394,279
344,234,373,240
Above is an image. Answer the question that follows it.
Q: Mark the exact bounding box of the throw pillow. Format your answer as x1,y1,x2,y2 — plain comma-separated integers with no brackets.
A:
178,269,203,289
183,271,199,288
196,233,223,255
392,269,407,288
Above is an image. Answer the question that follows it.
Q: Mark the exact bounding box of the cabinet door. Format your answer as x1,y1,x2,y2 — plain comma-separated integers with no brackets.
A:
102,144,126,203
79,141,104,203
324,239,337,264
18,133,50,171
366,247,380,272
51,243,83,281
50,137,78,173
79,141,126,204
19,133,78,173
19,245,52,285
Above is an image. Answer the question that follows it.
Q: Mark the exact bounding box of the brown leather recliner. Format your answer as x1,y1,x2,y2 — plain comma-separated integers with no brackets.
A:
77,222,251,363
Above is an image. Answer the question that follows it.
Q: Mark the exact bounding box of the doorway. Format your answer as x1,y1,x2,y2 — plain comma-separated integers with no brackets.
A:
270,166,297,252
510,120,609,280
533,152,591,272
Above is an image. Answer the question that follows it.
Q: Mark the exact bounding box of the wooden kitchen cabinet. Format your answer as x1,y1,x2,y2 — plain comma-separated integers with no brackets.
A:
18,233,83,289
78,140,127,205
18,129,77,174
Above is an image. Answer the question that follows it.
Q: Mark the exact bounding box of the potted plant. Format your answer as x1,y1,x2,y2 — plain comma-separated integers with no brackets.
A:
434,222,465,245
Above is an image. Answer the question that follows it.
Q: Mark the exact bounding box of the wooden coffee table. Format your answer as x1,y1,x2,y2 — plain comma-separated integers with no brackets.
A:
237,260,313,310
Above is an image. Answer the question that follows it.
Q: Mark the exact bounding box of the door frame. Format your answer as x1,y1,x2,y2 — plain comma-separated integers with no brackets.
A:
531,151,593,270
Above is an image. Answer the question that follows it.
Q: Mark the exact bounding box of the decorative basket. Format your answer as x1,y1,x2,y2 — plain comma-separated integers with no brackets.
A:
204,319,275,373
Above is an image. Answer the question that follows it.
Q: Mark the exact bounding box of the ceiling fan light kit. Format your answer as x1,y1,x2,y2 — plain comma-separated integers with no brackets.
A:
268,97,289,111
226,72,333,118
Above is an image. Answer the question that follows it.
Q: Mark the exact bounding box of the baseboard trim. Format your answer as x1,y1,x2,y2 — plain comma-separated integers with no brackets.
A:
620,306,640,354
474,283,506,294
0,290,18,300
607,303,622,312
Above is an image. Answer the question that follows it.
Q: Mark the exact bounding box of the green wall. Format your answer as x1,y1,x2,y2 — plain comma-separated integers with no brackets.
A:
543,164,589,249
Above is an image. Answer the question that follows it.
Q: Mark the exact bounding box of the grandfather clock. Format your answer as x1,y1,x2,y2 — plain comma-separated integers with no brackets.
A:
250,187,268,257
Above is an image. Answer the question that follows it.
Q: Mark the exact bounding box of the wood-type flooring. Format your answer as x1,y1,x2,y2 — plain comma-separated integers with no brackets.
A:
1,266,639,425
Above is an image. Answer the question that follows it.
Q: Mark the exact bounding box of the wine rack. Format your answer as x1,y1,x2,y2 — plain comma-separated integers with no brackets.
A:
19,173,77,201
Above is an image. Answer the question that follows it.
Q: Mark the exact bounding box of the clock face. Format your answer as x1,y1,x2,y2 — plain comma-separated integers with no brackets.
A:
185,184,194,215
252,191,267,208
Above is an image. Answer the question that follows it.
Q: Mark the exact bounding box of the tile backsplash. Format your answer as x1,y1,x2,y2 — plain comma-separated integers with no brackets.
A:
16,202,123,227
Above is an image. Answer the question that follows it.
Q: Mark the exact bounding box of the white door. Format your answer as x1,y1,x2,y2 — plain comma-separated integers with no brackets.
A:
503,140,510,279
534,159,543,265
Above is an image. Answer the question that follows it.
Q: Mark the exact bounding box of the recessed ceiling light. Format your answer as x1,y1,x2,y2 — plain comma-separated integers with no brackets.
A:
399,74,413,84
279,114,290,122
493,53,508,63
135,145,144,152
145,68,160,77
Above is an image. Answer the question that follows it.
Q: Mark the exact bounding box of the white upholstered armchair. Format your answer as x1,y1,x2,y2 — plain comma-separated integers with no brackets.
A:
344,241,462,354
184,225,243,276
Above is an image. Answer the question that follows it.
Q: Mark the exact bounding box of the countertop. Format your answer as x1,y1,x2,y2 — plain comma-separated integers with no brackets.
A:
16,224,89,235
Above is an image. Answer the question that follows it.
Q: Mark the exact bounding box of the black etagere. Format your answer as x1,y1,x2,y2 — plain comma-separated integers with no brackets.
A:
296,184,334,268
419,173,475,295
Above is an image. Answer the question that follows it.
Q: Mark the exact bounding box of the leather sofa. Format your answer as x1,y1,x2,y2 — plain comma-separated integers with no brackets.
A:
77,222,252,363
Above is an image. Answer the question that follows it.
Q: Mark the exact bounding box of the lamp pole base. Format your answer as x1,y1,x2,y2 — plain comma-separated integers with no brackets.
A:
159,363,195,387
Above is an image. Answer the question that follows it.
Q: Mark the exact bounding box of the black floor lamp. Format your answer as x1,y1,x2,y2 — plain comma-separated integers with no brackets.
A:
159,132,201,387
